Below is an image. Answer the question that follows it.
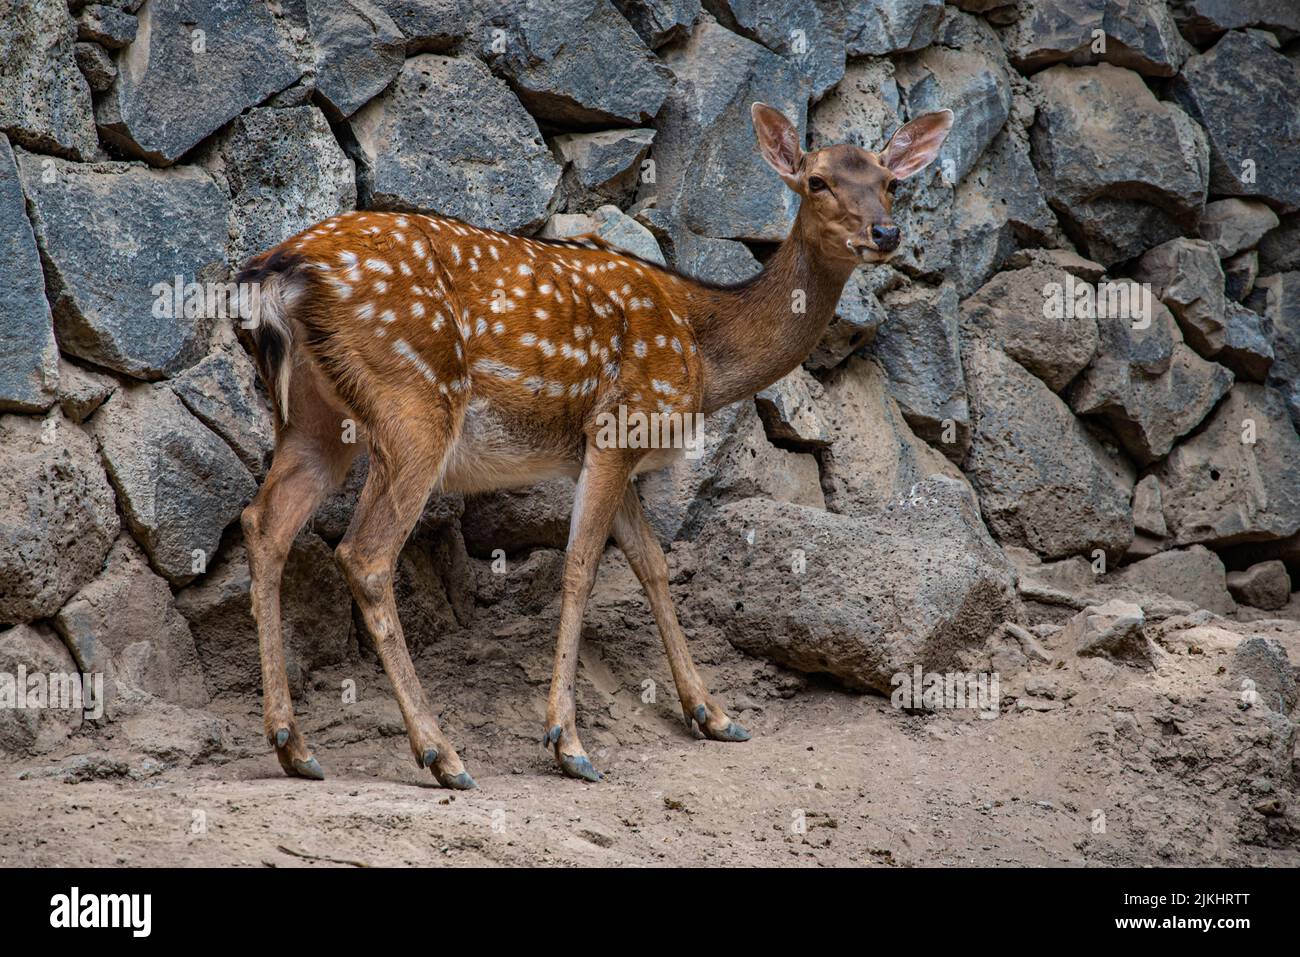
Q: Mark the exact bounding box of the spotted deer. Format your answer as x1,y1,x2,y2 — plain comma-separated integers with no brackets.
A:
237,103,952,787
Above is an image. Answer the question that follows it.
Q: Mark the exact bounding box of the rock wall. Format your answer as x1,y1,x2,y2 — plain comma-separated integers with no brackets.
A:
2,0,1299,762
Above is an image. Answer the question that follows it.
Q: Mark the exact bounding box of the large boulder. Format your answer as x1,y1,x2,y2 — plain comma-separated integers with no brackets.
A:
0,623,84,753
1169,30,1300,212
705,0,845,99
1001,0,1190,76
1198,199,1280,259
1135,238,1226,357
475,0,672,126
691,478,1019,693
809,57,901,154
1155,384,1300,548
541,206,665,265
53,537,209,716
842,0,944,56
1167,0,1300,47
1030,63,1208,265
95,0,303,166
170,346,276,480
0,0,98,159
1216,302,1274,384
650,15,807,242
959,263,1099,393
0,411,118,626
16,151,227,380
1067,292,1233,465
611,0,700,48
1111,545,1235,615
174,534,353,696
963,340,1134,560
349,54,560,232
201,105,356,266
816,357,964,515
0,134,58,413
552,128,654,212
307,0,406,119
872,281,968,460
1226,561,1292,611
91,384,256,586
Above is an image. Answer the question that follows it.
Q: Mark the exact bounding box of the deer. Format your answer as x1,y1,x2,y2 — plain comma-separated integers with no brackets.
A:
236,102,953,788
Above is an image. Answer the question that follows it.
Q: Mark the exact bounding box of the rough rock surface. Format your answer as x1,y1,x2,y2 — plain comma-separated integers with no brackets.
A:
349,54,560,231
1002,0,1190,76
308,0,406,120
0,623,83,753
1136,238,1227,357
693,479,1019,692
91,385,256,587
1226,561,1291,611
1198,199,1280,259
16,152,227,379
0,413,118,626
1112,545,1235,615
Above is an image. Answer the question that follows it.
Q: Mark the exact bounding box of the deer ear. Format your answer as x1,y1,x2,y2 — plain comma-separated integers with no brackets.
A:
751,102,803,186
880,109,953,179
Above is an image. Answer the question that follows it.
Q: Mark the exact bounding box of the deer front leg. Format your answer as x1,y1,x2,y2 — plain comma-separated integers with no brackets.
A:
545,446,637,781
612,484,751,742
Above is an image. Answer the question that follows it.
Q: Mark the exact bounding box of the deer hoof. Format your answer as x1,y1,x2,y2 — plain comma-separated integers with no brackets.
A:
420,748,439,769
435,769,477,791
291,756,325,780
708,721,752,743
274,728,290,749
558,753,603,782
545,725,562,746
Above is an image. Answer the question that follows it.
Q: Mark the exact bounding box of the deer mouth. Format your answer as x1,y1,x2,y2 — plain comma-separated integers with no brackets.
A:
849,240,895,264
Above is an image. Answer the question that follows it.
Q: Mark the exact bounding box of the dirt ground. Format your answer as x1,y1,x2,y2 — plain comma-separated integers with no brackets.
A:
1,552,1296,868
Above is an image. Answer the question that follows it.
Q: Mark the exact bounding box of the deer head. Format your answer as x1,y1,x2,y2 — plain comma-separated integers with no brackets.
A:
751,102,953,266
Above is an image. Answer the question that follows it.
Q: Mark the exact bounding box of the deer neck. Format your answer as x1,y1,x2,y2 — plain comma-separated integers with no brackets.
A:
689,205,857,413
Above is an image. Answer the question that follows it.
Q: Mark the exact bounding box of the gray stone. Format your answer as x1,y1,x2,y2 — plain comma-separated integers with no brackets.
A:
842,0,944,56
637,208,763,286
755,367,830,450
16,152,227,380
174,533,353,696
1135,238,1226,357
1169,31,1300,213
1217,302,1273,383
959,263,1099,393
308,0,406,119
1131,475,1167,538
0,135,59,413
371,0,467,49
1003,247,1107,280
95,0,302,166
541,206,666,266
0,623,84,753
650,16,807,242
1031,63,1208,266
349,54,560,232
73,42,116,93
691,477,1019,693
1259,215,1300,274
1002,0,1190,76
53,536,209,716
705,0,846,99
1224,250,1258,304
1255,273,1300,431
1198,199,1280,258
1168,0,1300,45
476,0,672,126
894,15,1012,184
0,0,98,159
1068,300,1234,465
201,105,356,266
1226,561,1292,612
0,411,119,626
612,0,700,47
1112,545,1235,615
809,58,901,156
1229,636,1297,714
949,130,1056,296
873,281,968,460
1156,384,1300,548
461,479,574,557
56,360,116,424
76,4,136,49
1065,599,1151,664
553,129,654,212
963,340,1134,561
816,356,965,516
171,347,275,480
806,268,889,371
91,384,256,586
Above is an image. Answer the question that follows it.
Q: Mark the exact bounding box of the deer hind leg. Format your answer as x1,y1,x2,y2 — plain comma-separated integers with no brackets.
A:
334,413,476,790
243,407,359,780
612,484,751,743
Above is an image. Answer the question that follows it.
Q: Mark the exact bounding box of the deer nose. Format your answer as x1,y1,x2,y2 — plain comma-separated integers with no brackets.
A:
871,224,900,252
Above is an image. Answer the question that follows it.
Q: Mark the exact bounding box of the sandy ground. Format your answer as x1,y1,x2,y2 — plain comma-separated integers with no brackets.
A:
1,554,1296,867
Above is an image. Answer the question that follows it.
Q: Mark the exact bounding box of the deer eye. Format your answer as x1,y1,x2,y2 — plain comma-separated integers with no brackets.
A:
886,179,899,195
808,176,829,192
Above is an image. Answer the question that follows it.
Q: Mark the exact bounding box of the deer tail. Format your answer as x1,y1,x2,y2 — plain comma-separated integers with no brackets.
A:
236,249,307,426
